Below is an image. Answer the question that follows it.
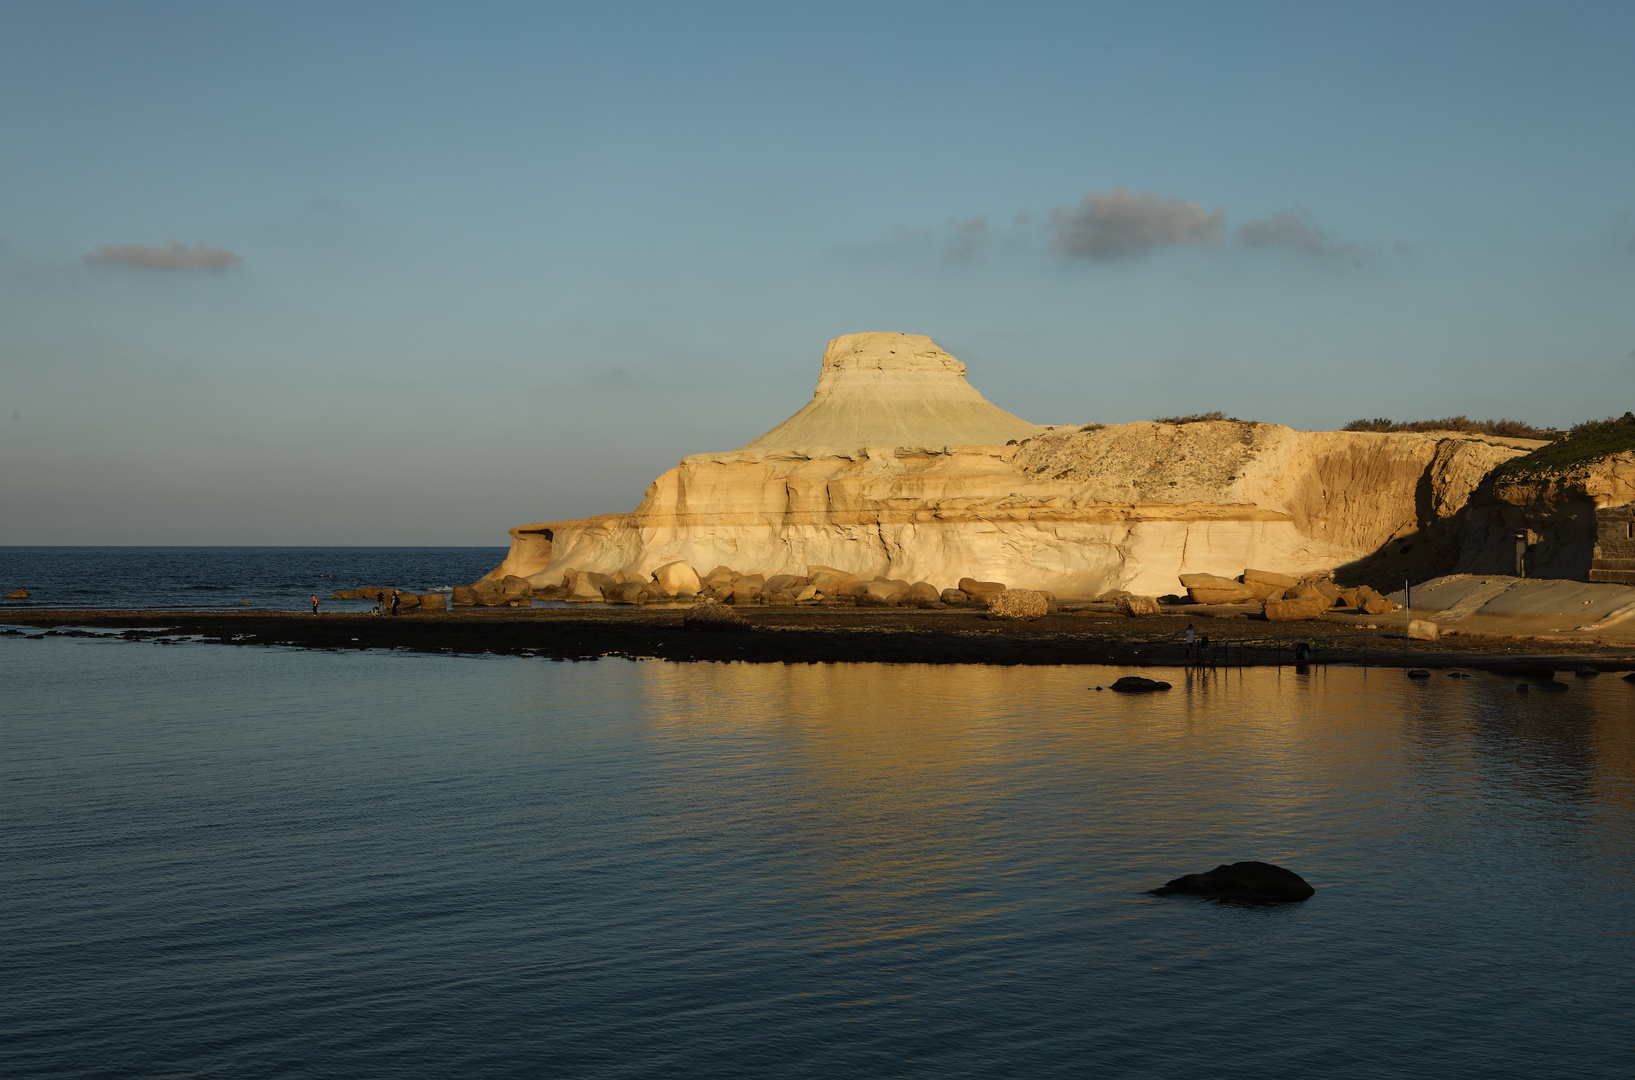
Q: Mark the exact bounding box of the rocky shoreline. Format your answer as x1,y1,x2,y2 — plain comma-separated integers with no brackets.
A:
5,607,1634,672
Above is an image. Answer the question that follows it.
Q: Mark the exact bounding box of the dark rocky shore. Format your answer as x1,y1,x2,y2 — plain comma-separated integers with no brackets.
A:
6,607,1635,672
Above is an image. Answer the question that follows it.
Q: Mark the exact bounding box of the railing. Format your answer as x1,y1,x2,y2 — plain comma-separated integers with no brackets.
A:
1184,631,1408,669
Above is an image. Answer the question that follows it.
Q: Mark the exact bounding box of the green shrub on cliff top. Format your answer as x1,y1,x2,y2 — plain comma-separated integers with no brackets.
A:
1490,412,1635,478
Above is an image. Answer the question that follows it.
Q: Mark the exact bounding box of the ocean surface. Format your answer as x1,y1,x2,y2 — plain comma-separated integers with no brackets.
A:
3,627,1632,1078
0,546,511,611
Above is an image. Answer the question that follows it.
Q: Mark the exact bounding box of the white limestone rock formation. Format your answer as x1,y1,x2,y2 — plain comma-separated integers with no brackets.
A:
478,333,1537,596
740,332,1044,452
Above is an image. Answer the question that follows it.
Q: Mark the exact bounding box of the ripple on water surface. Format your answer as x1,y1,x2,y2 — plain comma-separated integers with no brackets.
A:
1,638,1632,1078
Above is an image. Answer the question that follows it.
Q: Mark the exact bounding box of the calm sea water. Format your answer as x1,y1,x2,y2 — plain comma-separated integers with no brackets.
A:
2,634,1631,1078
0,546,509,611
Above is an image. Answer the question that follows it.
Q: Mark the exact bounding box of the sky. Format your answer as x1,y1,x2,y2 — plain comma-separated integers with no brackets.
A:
3,0,1632,545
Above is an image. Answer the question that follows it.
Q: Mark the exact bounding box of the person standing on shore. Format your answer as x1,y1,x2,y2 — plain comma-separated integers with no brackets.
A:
390,592,400,617
1184,624,1196,663
311,595,319,615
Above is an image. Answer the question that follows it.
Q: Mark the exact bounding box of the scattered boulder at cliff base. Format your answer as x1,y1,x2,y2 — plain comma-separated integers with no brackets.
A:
1113,594,1161,617
986,589,1048,621
419,593,447,611
1149,861,1315,902
1108,676,1171,693
652,560,703,596
452,586,478,607
959,577,1007,604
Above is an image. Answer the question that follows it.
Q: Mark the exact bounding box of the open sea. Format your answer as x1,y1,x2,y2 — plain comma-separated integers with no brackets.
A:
0,546,510,611
3,549,1633,1077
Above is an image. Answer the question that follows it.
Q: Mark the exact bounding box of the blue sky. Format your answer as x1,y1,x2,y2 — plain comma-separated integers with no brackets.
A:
3,1,1632,544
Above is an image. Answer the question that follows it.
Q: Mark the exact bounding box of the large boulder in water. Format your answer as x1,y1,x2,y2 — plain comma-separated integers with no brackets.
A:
1108,675,1171,693
1149,860,1315,902
451,586,478,607
418,593,447,611
5,589,29,599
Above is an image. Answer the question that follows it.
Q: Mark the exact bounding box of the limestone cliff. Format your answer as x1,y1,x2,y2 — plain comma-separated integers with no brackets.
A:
481,332,1534,596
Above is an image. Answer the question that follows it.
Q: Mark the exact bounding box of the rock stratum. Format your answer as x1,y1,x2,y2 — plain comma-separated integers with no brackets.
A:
480,332,1541,596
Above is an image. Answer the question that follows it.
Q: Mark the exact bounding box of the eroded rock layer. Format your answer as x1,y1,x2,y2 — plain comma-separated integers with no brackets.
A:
485,417,1530,597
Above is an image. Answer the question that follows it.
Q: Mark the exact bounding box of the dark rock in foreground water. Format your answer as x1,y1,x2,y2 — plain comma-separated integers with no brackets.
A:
1108,676,1171,693
1407,668,1431,679
1150,860,1315,902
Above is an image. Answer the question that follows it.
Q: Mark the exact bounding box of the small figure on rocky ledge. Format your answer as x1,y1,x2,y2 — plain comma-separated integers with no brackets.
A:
390,593,400,616
311,595,319,615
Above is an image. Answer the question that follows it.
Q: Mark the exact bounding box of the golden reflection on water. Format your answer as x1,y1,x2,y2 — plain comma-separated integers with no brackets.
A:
508,661,1635,945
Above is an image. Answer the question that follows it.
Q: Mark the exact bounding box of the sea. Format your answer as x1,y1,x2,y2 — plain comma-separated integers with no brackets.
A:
2,549,1633,1078
0,546,511,611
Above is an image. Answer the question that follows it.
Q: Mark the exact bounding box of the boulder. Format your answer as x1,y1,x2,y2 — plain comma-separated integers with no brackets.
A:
856,590,898,607
1361,596,1395,617
1180,573,1244,592
807,565,856,588
684,601,748,630
1264,593,1331,621
959,577,1007,604
566,573,605,603
1243,568,1298,590
419,593,447,611
606,581,649,604
1240,578,1284,601
1407,668,1432,679
1407,619,1439,641
1149,861,1314,902
940,588,970,605
731,574,765,604
1306,579,1344,606
794,584,818,601
5,589,29,599
1286,583,1324,600
1108,676,1171,693
1113,594,1161,617
1188,586,1257,605
906,581,941,606
652,560,702,596
765,574,808,593
986,589,1048,620
393,591,421,610
709,585,734,602
865,579,909,603
703,565,737,589
1338,587,1363,608
836,579,870,598
764,589,799,605
501,575,532,598
452,586,478,607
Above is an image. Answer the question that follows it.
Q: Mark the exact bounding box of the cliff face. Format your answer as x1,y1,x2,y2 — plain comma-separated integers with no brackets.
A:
1454,451,1635,579
486,409,1530,596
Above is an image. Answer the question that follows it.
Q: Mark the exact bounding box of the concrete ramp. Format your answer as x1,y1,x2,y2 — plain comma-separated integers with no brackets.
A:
1389,574,1635,638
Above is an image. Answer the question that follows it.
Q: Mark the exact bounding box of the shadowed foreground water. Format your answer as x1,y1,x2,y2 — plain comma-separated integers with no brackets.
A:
2,638,1632,1078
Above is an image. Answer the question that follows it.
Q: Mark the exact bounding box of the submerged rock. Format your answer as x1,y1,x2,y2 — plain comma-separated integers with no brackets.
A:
1150,860,1315,902
1108,676,1171,693
1407,668,1431,679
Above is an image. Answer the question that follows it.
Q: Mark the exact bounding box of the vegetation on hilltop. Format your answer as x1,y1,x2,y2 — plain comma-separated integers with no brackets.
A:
1343,416,1564,440
1153,411,1237,424
1490,412,1635,479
